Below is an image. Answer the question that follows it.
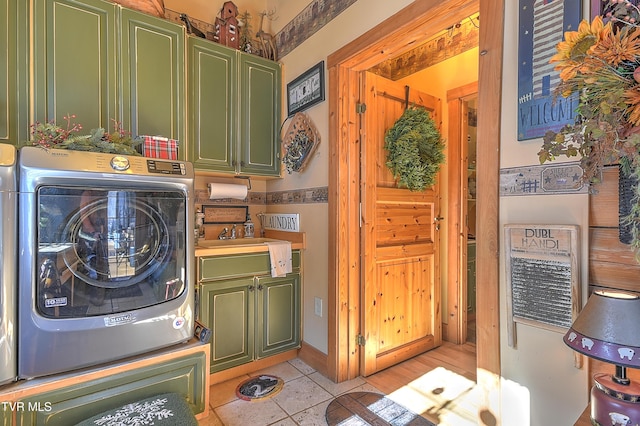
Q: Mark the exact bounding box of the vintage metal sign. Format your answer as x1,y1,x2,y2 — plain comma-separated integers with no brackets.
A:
505,224,581,348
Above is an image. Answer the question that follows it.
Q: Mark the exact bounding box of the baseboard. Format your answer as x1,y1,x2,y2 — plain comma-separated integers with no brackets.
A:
209,349,298,385
298,341,329,378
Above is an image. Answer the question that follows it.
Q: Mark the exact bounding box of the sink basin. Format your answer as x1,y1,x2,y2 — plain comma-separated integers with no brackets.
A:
196,238,282,248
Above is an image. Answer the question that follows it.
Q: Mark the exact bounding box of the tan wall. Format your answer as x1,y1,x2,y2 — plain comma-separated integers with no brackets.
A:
265,0,414,354
499,1,590,424
164,0,267,28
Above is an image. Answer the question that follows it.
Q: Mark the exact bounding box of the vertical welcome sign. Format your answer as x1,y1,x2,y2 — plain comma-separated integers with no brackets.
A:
517,0,582,140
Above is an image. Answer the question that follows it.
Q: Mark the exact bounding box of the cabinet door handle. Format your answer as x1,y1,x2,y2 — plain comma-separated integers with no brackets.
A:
257,284,264,291
248,285,255,291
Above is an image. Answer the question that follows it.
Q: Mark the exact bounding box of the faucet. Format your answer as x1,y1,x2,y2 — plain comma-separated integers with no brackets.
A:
218,227,229,240
257,212,266,237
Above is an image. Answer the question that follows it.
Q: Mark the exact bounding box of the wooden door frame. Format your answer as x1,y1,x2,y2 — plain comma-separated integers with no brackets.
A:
446,82,479,344
327,0,503,388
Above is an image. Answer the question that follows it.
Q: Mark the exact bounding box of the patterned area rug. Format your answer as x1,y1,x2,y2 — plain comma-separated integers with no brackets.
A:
325,392,436,426
235,375,284,401
75,392,197,426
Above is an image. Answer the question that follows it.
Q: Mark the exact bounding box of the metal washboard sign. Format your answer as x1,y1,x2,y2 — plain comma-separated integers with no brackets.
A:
261,213,300,232
504,224,580,349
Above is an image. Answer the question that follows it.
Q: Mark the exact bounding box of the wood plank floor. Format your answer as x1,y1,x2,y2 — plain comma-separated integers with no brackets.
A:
364,341,477,393
201,341,478,425
363,341,478,425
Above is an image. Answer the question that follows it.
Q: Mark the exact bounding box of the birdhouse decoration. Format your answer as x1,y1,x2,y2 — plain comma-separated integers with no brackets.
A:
213,1,240,49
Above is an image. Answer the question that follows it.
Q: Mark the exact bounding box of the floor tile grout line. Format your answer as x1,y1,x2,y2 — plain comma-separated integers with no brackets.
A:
208,358,386,425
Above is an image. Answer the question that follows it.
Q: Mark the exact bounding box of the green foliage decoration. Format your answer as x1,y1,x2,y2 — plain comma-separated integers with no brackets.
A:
28,115,142,155
384,106,445,191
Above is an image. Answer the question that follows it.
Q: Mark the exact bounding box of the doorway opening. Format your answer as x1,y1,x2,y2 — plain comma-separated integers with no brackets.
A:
327,0,502,386
464,94,478,344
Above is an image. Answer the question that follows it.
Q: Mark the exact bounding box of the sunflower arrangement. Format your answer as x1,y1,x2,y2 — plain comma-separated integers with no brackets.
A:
538,0,640,257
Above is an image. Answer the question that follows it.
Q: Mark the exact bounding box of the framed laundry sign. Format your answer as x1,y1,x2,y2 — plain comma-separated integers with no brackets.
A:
505,224,581,349
517,0,581,140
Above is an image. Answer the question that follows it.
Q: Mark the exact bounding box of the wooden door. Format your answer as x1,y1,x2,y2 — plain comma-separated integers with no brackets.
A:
360,72,442,376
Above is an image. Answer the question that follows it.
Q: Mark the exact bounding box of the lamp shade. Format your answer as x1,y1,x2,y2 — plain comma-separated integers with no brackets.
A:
563,290,640,368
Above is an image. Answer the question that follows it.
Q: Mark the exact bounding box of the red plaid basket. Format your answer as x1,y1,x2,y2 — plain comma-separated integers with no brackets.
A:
140,136,179,160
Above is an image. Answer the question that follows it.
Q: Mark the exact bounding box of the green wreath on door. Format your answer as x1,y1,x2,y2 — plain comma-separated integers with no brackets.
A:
384,106,445,192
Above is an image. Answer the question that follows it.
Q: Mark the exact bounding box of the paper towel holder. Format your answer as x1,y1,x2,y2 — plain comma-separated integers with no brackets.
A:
234,176,251,190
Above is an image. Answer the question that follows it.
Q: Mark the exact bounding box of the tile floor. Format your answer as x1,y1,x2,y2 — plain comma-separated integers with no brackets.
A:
198,358,383,426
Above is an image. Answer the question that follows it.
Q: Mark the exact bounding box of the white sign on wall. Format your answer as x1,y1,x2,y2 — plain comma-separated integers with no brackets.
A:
261,213,300,232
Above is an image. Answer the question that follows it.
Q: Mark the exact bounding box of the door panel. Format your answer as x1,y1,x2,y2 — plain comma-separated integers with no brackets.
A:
121,8,184,144
239,53,281,175
187,38,236,172
361,72,442,376
33,0,117,129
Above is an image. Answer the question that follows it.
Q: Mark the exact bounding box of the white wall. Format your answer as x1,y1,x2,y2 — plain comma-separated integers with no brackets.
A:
499,0,589,424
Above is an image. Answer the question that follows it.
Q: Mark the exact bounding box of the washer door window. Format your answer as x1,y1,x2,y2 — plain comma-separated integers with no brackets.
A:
37,187,187,318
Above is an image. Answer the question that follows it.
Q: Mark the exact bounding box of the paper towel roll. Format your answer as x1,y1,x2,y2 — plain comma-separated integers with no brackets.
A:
208,183,248,200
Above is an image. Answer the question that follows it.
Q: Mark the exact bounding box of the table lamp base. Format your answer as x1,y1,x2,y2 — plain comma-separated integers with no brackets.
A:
591,373,640,426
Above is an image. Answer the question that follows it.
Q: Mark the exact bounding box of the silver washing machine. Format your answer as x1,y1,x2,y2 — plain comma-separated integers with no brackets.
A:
18,146,194,379
0,143,17,385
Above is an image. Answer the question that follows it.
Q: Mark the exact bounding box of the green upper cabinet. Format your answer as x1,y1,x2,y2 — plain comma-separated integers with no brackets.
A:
1,0,28,146
32,0,184,155
120,8,184,151
33,0,117,133
187,37,236,173
239,53,281,176
187,36,281,176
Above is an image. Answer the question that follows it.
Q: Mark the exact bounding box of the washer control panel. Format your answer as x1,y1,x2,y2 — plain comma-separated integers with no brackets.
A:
146,159,187,175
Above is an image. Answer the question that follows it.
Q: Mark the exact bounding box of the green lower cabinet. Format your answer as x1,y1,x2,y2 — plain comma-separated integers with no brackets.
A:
201,277,255,373
197,252,302,374
256,274,301,359
16,352,207,425
0,406,9,426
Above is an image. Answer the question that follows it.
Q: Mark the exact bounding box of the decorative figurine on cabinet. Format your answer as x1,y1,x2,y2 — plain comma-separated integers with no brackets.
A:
180,13,206,38
256,11,277,61
213,1,240,49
